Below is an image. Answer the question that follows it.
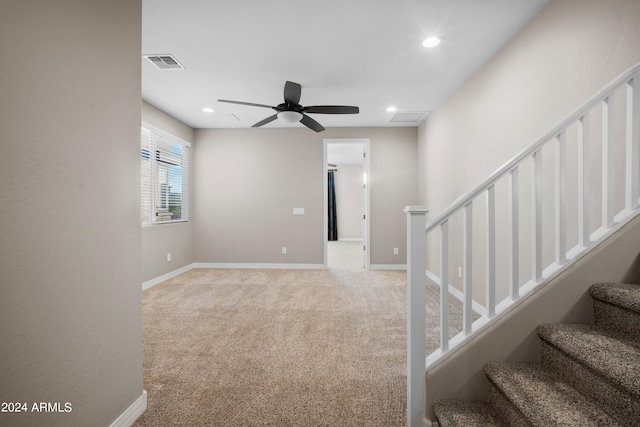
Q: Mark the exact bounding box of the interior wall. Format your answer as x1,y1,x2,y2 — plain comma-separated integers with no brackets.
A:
193,127,417,266
141,101,195,282
193,128,322,264
334,163,364,241
0,1,144,426
417,0,640,303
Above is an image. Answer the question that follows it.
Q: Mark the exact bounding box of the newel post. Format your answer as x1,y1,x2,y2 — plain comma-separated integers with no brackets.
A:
404,206,428,427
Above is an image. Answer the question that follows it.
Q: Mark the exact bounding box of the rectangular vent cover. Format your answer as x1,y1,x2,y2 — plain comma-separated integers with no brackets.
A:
390,111,429,123
144,55,185,70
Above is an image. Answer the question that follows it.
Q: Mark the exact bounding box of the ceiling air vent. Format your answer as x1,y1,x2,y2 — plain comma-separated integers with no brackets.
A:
144,54,185,70
390,111,429,124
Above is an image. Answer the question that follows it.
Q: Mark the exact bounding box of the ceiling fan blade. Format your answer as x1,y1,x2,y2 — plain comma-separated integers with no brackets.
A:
300,114,325,132
283,81,302,106
303,105,360,114
218,99,276,110
251,114,279,128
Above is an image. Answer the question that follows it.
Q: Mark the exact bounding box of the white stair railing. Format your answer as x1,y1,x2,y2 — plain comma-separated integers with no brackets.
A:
406,62,640,427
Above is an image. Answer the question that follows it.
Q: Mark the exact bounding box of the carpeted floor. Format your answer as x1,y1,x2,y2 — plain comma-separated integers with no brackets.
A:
135,241,467,426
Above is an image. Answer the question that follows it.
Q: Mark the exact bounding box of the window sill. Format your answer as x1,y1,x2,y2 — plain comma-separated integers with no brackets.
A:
142,220,189,228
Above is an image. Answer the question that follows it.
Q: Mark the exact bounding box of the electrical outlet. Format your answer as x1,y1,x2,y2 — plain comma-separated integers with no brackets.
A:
281,247,287,255
167,253,172,262
393,247,399,255
458,267,462,278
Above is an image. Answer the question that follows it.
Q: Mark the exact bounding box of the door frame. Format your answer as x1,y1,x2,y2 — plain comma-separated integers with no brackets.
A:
323,138,371,268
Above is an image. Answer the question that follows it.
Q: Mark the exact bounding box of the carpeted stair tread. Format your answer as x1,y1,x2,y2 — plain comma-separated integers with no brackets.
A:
434,400,499,426
485,362,621,426
536,323,640,397
589,282,640,314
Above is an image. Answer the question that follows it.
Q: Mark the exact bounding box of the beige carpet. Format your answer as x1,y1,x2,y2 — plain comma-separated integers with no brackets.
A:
135,241,467,426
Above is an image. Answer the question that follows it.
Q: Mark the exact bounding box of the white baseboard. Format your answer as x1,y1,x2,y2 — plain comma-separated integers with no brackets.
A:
425,269,486,316
142,262,328,290
369,264,407,270
142,264,194,290
145,260,408,290
109,390,147,427
336,238,364,242
193,262,325,270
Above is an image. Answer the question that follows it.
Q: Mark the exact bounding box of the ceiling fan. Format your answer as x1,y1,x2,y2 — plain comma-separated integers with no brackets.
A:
218,81,359,132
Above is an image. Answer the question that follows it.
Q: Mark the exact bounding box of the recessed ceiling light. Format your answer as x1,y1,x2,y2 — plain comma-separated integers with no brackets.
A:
386,106,397,112
202,107,214,113
422,37,441,48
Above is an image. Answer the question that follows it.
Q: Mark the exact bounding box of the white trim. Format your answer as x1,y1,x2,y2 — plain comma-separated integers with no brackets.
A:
143,262,330,290
323,141,328,268
337,238,364,242
369,264,407,270
142,219,189,228
423,417,439,427
142,264,194,290
425,269,486,316
109,390,147,427
193,262,325,270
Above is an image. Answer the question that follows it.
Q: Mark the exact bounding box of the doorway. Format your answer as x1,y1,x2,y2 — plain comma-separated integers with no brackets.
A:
323,138,370,269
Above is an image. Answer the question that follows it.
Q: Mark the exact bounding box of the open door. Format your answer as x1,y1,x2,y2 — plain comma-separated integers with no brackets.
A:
324,138,370,269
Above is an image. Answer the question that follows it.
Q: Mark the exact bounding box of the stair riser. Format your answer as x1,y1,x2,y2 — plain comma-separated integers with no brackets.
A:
593,300,640,344
540,341,640,426
486,383,529,427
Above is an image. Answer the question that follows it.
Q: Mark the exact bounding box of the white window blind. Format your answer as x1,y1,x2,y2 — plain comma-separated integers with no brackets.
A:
141,124,190,224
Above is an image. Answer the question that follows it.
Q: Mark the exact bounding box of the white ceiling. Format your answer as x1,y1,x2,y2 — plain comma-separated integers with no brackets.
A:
142,0,549,130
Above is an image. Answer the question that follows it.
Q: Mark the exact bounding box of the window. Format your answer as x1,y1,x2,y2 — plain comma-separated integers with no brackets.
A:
141,124,190,224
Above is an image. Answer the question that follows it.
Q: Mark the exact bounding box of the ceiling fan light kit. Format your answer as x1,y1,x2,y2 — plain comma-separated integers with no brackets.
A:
218,81,359,132
278,111,303,123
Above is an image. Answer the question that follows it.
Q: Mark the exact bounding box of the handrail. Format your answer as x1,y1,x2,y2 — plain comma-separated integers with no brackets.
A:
426,62,640,232
406,61,640,427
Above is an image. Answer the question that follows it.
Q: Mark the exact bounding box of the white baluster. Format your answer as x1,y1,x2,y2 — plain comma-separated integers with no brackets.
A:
486,186,496,317
627,77,639,211
463,202,473,335
603,96,614,228
578,115,590,247
532,150,543,282
440,219,449,353
404,206,428,427
556,132,566,265
509,167,520,300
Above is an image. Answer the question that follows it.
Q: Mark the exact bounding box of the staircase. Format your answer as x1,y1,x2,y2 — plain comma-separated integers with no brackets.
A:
433,282,640,426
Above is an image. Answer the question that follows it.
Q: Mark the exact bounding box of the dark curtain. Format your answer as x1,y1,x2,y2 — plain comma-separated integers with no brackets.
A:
328,170,338,241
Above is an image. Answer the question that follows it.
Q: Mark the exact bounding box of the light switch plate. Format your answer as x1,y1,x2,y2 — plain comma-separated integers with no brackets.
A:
293,208,305,215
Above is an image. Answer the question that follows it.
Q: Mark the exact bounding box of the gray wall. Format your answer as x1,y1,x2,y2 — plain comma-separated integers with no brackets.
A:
0,1,144,426
193,127,417,266
416,0,640,421
141,101,195,282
